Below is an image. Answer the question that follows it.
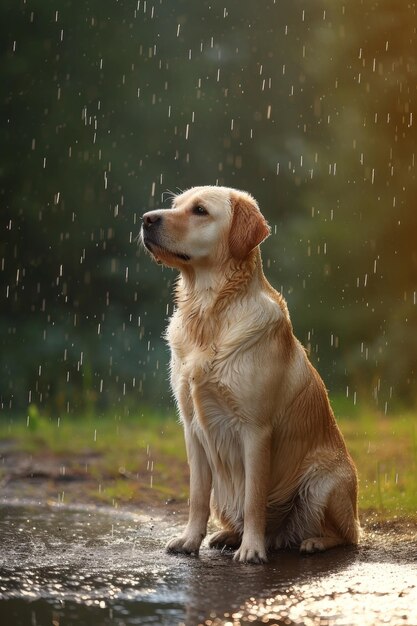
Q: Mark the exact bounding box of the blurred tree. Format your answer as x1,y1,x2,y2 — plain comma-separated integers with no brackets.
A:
0,0,415,414
282,0,417,409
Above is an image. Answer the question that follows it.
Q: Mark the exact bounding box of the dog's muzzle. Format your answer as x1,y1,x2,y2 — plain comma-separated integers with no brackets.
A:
141,210,191,262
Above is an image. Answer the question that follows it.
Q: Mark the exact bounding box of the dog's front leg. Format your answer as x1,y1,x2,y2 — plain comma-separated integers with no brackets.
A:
166,425,212,556
234,426,271,564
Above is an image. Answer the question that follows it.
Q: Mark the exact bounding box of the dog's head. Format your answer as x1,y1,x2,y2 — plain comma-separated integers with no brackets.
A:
141,186,270,269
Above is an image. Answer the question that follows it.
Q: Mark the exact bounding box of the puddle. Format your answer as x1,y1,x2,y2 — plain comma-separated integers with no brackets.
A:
0,501,416,625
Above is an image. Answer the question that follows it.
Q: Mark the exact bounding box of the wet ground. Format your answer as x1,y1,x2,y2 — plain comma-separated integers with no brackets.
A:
0,500,416,626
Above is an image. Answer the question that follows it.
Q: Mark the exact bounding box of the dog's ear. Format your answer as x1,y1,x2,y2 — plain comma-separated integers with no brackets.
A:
229,193,271,260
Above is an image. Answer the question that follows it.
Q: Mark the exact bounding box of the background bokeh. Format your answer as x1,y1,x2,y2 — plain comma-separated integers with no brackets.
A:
1,0,416,417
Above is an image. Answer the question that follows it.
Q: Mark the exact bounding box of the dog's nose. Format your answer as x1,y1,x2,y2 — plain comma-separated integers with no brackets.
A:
142,211,162,229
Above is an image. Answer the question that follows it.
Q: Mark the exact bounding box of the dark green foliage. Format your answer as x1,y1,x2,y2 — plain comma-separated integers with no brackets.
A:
0,0,416,414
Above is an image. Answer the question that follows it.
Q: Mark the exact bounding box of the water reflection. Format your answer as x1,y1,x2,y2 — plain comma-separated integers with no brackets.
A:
0,502,416,625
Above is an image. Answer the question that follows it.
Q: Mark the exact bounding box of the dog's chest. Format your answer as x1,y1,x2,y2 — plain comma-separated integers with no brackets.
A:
173,345,246,481
167,300,282,426
171,340,244,427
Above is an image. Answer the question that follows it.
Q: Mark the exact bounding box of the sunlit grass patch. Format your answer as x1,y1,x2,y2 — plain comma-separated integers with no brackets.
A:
1,407,185,459
94,479,141,505
0,408,187,508
0,404,416,519
336,406,417,519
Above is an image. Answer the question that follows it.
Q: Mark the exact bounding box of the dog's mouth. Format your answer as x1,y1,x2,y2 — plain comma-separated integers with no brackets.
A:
142,234,191,263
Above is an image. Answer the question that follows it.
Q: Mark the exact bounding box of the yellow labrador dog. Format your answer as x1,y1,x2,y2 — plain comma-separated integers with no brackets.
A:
141,186,360,563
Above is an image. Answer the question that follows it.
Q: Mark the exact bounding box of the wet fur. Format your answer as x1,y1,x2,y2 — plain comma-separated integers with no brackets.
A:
141,186,360,563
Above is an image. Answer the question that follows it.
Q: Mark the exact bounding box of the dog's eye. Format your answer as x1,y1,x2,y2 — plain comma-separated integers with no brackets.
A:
192,205,208,216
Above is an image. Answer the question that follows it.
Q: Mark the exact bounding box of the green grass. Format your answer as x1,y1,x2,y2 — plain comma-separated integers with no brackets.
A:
0,406,188,507
335,406,417,519
0,402,416,519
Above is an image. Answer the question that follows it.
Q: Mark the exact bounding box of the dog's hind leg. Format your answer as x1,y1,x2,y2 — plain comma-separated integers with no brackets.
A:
300,483,360,554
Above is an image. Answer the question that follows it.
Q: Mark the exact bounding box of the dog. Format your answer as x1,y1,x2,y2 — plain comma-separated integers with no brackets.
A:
141,185,360,563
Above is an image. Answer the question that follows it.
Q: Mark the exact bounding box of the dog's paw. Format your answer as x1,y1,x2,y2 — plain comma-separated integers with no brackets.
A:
208,530,241,550
165,534,202,556
300,537,326,553
234,540,267,564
